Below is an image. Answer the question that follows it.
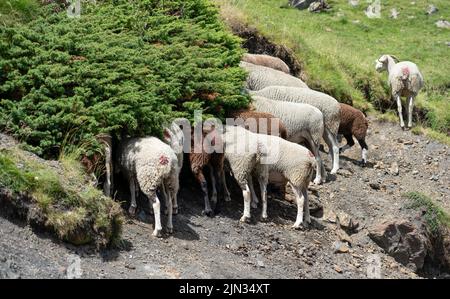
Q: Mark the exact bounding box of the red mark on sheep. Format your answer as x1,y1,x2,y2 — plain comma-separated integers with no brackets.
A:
401,66,410,77
308,151,314,158
159,155,169,165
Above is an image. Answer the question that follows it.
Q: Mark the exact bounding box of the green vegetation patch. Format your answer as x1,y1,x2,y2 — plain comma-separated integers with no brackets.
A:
0,147,123,247
404,191,450,234
218,0,449,138
0,0,249,158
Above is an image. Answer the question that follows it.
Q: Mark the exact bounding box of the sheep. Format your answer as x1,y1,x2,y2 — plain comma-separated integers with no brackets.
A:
221,125,269,223
249,86,341,175
114,123,184,237
250,95,326,185
189,125,227,217
223,125,316,228
338,103,369,166
229,109,288,139
228,109,288,206
240,61,308,91
375,54,424,129
242,53,290,74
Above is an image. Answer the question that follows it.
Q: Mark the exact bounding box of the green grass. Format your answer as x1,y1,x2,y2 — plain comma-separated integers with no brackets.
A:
0,147,123,246
217,0,449,139
405,192,450,234
0,0,40,25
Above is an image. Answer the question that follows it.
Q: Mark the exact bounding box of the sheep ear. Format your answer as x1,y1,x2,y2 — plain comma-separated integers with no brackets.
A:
163,128,172,143
389,55,399,63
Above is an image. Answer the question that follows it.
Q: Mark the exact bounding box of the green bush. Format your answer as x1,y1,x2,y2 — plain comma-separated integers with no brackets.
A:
0,0,249,158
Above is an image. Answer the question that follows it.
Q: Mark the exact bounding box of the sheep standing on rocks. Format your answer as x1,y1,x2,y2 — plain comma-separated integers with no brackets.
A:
250,86,341,175
375,54,424,129
240,61,308,91
251,95,326,184
338,103,369,166
189,125,226,217
115,123,184,237
242,53,291,74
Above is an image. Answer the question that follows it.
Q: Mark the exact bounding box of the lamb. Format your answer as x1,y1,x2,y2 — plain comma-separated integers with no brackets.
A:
223,125,316,228
240,61,308,91
189,125,227,217
249,86,341,175
241,53,290,74
338,103,369,166
251,95,326,185
375,54,424,129
114,123,184,237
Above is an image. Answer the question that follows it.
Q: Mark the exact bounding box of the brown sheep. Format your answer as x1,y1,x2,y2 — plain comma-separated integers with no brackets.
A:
189,125,226,217
242,53,290,74
338,103,369,166
230,109,288,139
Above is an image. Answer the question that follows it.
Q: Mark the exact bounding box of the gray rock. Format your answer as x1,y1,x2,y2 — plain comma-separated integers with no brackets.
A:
348,0,359,7
308,1,330,13
436,20,450,29
333,241,349,253
426,4,438,15
369,219,428,271
390,8,399,19
389,162,399,176
288,0,316,10
365,0,381,19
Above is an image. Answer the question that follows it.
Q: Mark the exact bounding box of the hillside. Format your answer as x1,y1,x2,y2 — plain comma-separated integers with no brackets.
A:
217,0,449,141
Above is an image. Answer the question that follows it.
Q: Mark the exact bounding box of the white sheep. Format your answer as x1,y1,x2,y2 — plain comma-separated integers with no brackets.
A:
240,61,308,90
222,125,316,228
251,95,326,184
115,123,184,237
242,53,291,74
375,54,424,129
250,86,341,175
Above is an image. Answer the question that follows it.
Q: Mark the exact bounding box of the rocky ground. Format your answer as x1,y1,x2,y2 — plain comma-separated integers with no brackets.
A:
0,117,449,279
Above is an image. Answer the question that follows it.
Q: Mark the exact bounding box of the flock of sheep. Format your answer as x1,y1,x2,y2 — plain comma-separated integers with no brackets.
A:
100,53,424,238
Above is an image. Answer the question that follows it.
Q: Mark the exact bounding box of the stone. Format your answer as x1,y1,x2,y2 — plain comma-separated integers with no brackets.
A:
436,20,450,29
426,4,438,15
348,0,359,7
308,1,330,13
334,265,343,273
390,8,399,19
389,162,399,176
337,211,359,233
369,182,380,190
337,228,352,244
333,241,349,253
288,0,315,10
368,219,428,271
365,0,381,19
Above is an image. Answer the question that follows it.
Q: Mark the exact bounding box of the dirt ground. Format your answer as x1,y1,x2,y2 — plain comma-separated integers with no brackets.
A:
0,117,449,279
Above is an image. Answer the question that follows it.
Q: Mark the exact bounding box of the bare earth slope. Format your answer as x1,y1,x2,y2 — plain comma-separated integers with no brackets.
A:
0,117,448,279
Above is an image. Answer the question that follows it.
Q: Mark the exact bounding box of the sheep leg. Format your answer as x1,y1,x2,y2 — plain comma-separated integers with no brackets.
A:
240,183,252,223
339,134,354,153
163,182,173,234
258,176,268,220
128,177,137,216
324,128,340,174
220,169,232,202
291,185,305,229
103,144,113,197
407,96,414,128
248,175,259,209
357,138,369,166
302,187,311,226
195,171,213,217
395,95,405,129
308,139,325,185
150,193,163,237
208,165,218,206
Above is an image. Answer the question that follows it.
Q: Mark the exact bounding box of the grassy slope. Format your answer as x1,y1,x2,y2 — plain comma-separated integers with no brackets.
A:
217,0,449,142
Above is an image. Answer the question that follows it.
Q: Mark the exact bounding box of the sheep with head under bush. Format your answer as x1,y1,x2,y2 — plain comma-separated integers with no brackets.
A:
242,53,291,74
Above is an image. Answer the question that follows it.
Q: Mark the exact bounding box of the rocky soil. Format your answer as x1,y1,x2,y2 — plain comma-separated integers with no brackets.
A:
0,117,449,279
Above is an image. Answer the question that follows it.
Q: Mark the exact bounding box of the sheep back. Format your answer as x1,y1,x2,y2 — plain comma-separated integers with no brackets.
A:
242,53,290,74
230,109,288,139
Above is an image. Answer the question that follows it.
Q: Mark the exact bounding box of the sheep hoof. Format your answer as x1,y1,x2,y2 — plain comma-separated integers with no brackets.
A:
128,206,137,217
240,216,250,223
224,195,232,202
251,201,258,209
260,216,268,222
202,209,215,217
173,207,179,215
313,178,322,185
292,224,302,230
167,227,173,234
152,229,163,238
360,160,367,167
